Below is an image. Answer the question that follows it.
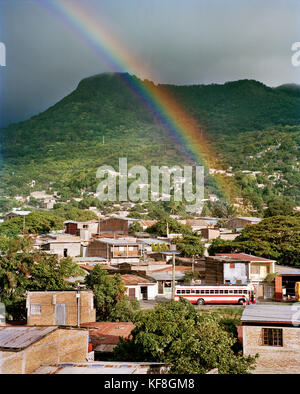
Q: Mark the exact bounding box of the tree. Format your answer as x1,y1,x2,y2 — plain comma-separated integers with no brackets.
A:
264,199,295,217
175,235,204,257
148,217,193,236
208,216,300,266
129,221,143,234
112,299,257,374
85,265,139,321
0,235,84,320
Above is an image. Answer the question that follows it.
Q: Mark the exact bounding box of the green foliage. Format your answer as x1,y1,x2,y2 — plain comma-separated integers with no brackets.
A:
112,299,257,374
0,211,64,237
148,217,193,236
151,242,169,252
51,205,98,221
85,264,139,322
208,216,300,266
129,221,143,234
0,235,84,320
264,199,295,217
175,235,204,257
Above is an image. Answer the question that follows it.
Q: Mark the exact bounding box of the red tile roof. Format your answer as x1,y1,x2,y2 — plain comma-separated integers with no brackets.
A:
81,322,135,349
215,253,274,262
120,274,154,285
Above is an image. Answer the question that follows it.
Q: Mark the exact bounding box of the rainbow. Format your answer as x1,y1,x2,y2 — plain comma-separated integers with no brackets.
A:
38,0,239,202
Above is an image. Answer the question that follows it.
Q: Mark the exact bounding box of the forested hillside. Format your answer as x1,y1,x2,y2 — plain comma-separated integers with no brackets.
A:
1,73,299,206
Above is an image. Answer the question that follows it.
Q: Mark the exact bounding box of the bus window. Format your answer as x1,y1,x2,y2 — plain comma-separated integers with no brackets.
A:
181,290,186,294
205,290,209,294
234,290,238,294
177,290,181,294
215,290,219,294
186,290,190,294
224,290,228,294
219,290,223,294
195,290,200,294
200,290,205,294
210,290,215,294
229,290,233,294
243,290,248,295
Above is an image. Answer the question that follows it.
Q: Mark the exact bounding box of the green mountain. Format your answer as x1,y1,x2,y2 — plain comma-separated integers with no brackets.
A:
1,73,300,206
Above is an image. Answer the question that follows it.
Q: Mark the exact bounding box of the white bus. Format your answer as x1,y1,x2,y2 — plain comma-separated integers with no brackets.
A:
174,284,256,305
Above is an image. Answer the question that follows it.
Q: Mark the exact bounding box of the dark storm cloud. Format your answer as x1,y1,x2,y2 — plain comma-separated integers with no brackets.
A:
0,0,300,127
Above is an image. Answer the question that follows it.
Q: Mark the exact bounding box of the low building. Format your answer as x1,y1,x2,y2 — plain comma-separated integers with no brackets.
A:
4,210,31,221
0,326,89,374
121,274,158,301
81,322,135,359
241,305,300,373
226,217,262,230
199,228,220,240
205,253,275,297
26,291,96,326
40,233,82,258
98,216,138,235
87,238,143,264
64,220,99,239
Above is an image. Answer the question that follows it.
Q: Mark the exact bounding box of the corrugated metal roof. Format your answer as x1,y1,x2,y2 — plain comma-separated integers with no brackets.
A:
275,265,300,276
241,305,300,324
0,326,57,351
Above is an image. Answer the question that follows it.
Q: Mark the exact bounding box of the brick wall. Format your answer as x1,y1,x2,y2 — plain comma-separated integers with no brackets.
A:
27,291,96,326
243,325,300,369
0,328,88,374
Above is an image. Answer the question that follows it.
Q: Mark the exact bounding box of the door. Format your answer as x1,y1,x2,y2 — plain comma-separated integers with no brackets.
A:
128,288,136,300
141,286,148,300
55,303,66,325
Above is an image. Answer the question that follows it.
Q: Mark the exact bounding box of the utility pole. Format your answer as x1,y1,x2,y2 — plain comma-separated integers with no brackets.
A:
103,136,105,145
172,251,176,300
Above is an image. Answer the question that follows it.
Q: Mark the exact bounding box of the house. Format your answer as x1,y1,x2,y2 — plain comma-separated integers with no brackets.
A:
40,233,82,258
199,228,220,240
81,322,135,359
121,274,158,301
0,326,89,374
39,198,56,210
226,217,262,230
147,266,191,297
274,265,300,301
87,238,143,264
241,305,300,373
26,291,96,326
4,210,31,221
64,220,99,239
205,253,276,297
98,216,138,235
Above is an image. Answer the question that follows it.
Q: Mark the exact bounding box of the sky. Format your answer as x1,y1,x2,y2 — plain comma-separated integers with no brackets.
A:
0,0,300,127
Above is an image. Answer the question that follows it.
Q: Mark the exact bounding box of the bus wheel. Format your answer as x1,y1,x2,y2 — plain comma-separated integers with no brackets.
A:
197,298,205,305
238,299,245,305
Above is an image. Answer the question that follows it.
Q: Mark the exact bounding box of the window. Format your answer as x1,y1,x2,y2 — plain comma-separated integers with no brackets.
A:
177,290,181,294
30,304,41,315
200,290,205,294
229,263,235,269
119,246,125,252
181,290,186,294
234,290,238,294
195,290,200,294
251,265,260,275
128,246,134,251
262,328,283,347
224,290,229,294
205,290,210,294
219,290,224,294
63,249,68,257
210,290,215,294
186,290,190,294
229,290,233,294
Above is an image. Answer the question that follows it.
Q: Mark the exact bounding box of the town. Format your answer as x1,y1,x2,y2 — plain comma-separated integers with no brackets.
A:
0,193,299,375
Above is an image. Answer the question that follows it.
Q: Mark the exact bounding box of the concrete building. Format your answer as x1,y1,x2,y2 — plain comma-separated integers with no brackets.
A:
26,291,96,326
226,217,262,230
0,326,89,374
199,228,220,240
40,233,82,258
64,220,99,239
87,238,142,264
4,210,31,221
205,253,275,297
241,305,300,373
121,274,158,301
98,216,138,235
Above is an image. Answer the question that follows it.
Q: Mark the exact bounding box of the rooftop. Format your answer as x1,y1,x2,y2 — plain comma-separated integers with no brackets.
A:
241,304,300,325
120,274,155,285
0,326,57,351
214,253,275,263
